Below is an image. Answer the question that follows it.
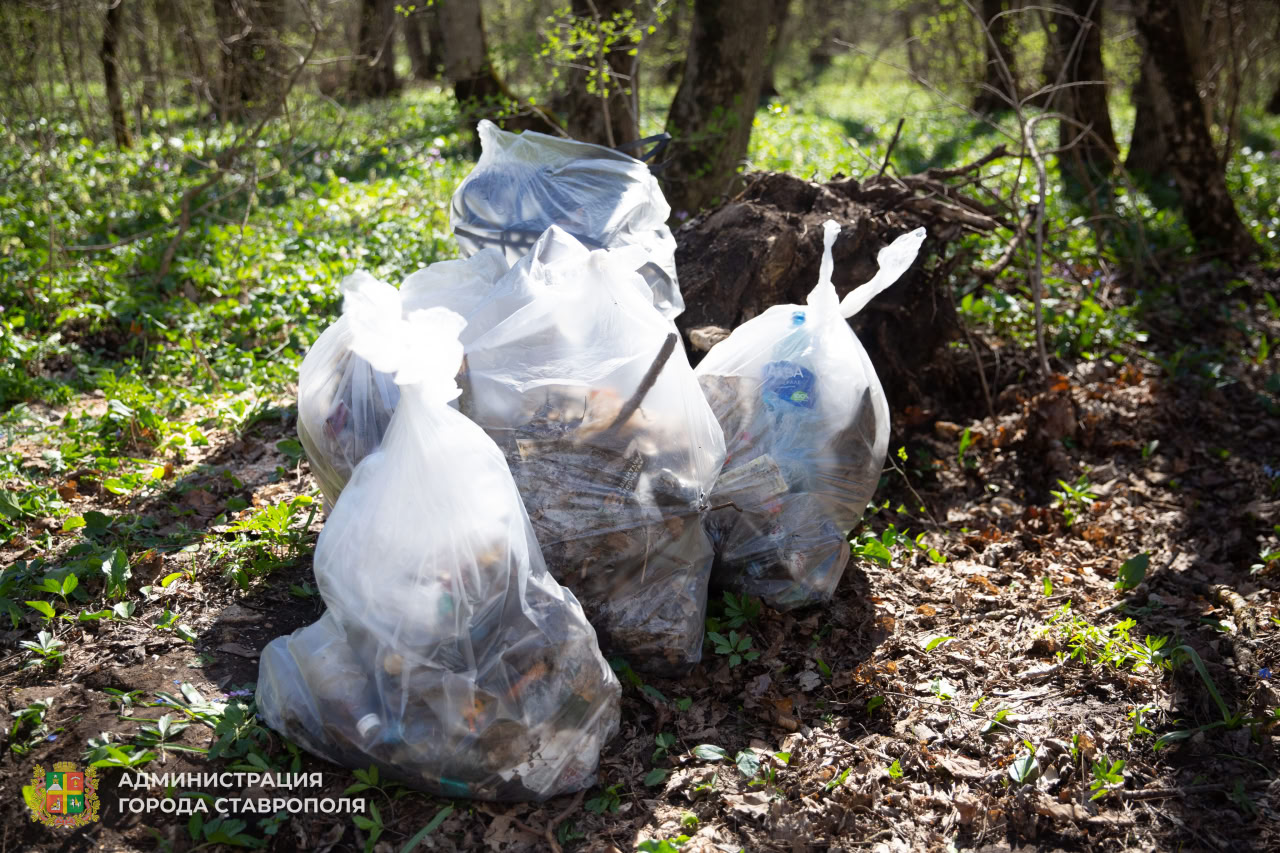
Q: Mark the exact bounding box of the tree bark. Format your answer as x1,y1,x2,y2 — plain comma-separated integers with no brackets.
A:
1125,0,1208,178
130,0,157,110
973,0,1018,113
437,0,561,135
102,0,132,148
351,0,400,98
559,0,640,148
403,7,439,81
662,0,772,216
1132,0,1257,257
213,0,285,119
1124,53,1171,177
1051,0,1116,175
758,0,793,101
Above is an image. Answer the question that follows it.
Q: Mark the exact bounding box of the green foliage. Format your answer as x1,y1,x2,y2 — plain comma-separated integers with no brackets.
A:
1089,756,1126,801
706,629,759,668
852,523,945,567
9,698,57,754
721,591,761,629
1050,474,1098,527
539,4,667,101
1114,553,1149,591
585,782,623,815
652,731,677,763
216,496,317,589
637,838,690,853
1043,602,1173,673
1009,750,1040,785
19,629,65,669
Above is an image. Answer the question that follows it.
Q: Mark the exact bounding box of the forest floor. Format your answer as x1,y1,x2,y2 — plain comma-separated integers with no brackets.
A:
1,256,1277,853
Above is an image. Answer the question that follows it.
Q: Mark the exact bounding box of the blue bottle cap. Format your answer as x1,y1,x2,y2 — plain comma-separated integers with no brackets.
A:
791,311,805,326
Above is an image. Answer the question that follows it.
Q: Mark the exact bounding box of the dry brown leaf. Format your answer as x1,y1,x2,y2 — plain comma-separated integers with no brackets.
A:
968,575,1000,595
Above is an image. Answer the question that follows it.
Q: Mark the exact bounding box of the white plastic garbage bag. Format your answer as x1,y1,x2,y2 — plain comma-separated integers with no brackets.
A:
696,220,926,609
450,119,685,320
296,249,514,509
258,304,620,801
459,226,725,675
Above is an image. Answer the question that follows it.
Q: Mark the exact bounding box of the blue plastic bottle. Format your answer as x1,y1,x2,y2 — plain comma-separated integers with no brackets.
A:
761,310,819,489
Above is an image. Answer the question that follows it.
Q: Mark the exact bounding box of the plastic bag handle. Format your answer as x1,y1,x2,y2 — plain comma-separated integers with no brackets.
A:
614,132,671,165
838,226,928,319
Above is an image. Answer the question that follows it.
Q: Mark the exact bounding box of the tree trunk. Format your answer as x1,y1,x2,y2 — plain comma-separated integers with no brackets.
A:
403,7,438,81
213,0,285,119
1132,0,1257,257
758,0,793,101
1052,0,1116,176
351,0,400,98
102,0,132,148
973,0,1017,113
131,0,156,110
437,0,561,135
1124,54,1171,177
1267,80,1280,115
559,0,640,148
662,0,772,216
1125,0,1208,179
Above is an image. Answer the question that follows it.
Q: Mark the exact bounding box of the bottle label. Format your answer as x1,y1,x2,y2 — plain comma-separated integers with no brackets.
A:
763,362,816,409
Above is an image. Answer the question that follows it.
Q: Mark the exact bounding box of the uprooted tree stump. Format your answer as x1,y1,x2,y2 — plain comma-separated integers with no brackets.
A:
673,158,1007,404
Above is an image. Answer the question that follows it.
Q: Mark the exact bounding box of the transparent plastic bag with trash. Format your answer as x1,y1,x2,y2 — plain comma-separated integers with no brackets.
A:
450,119,684,320
458,226,725,675
696,220,926,610
257,301,621,802
295,249,518,509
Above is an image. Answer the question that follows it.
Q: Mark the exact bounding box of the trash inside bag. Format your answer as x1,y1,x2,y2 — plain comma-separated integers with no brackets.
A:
460,226,725,675
451,119,685,320
696,220,926,610
296,250,516,509
258,304,621,801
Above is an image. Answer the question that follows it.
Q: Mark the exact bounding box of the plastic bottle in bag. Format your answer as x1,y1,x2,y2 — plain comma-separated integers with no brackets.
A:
258,302,620,801
450,119,685,320
696,220,926,610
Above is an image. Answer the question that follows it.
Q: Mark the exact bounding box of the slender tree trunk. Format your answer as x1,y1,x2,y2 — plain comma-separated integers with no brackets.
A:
403,7,436,81
351,0,400,98
132,0,156,110
437,0,561,135
662,0,772,216
973,0,1018,113
1052,0,1116,174
559,0,640,148
1132,0,1257,257
102,0,132,148
758,0,793,101
54,12,94,140
213,0,285,119
903,6,923,79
